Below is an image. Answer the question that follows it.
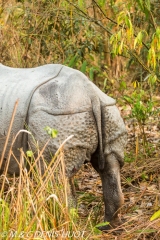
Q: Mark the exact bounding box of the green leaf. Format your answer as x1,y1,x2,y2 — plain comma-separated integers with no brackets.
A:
44,126,58,138
89,67,94,81
150,209,160,221
26,150,34,158
137,0,144,11
95,221,110,228
145,0,151,11
123,95,133,104
51,129,58,138
125,15,132,29
80,60,87,73
94,221,110,233
13,7,24,19
120,80,127,90
117,11,125,26
98,0,106,7
68,55,77,68
78,0,85,10
117,30,122,41
69,208,78,220
156,27,160,43
137,31,143,43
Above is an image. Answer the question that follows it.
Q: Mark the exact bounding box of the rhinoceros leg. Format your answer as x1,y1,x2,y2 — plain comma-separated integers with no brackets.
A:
91,151,124,231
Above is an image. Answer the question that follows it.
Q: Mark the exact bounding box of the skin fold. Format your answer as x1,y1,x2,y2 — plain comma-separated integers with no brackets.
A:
0,64,127,230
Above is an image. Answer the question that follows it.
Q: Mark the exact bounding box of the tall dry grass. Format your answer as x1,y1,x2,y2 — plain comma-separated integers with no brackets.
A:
0,137,92,240
0,101,93,239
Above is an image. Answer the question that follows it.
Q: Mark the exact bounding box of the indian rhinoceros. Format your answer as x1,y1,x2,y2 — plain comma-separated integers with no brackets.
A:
0,63,127,230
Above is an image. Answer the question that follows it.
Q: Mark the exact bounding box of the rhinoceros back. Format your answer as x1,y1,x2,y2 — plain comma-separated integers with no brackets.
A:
27,65,116,170
0,64,63,162
0,63,117,174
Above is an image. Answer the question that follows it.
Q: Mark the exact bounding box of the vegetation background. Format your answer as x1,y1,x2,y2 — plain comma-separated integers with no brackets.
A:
0,0,160,239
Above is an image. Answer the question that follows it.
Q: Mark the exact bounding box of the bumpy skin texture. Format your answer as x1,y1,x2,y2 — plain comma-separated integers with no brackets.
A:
0,63,127,231
91,105,127,230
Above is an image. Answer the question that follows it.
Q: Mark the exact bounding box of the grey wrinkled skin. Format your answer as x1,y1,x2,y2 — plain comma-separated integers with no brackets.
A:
0,63,127,231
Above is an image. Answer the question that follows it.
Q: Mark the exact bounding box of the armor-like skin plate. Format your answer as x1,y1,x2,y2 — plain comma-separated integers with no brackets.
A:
0,63,127,231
